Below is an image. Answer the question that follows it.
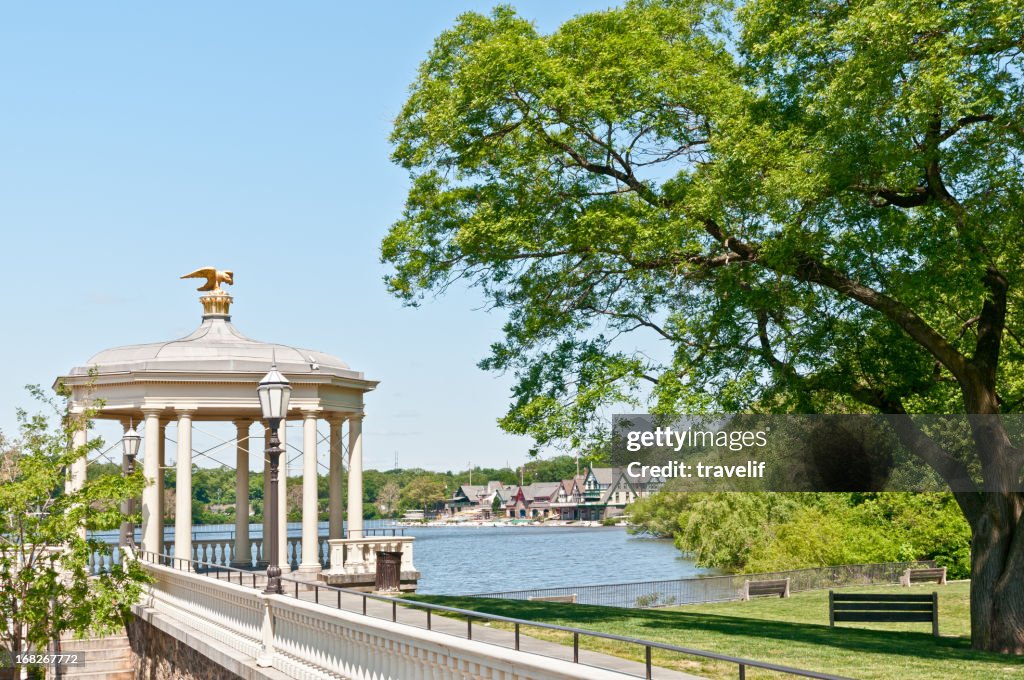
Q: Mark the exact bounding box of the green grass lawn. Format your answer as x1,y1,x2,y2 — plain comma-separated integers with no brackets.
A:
409,582,1024,679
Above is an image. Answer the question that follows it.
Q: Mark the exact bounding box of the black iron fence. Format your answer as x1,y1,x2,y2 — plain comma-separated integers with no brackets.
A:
472,560,938,608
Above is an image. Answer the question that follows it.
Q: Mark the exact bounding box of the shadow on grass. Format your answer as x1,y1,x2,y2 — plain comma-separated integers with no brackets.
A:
407,595,1024,667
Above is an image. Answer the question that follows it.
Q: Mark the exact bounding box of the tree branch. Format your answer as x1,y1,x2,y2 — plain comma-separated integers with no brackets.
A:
972,266,1009,389
849,183,929,208
939,114,995,142
792,254,972,385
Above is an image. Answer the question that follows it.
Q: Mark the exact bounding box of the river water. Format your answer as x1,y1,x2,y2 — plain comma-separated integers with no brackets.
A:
410,525,711,594
98,522,711,594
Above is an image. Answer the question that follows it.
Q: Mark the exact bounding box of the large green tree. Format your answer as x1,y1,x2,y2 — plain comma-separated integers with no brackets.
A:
384,0,1024,652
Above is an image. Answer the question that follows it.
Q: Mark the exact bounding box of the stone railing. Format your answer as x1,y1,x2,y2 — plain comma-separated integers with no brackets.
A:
163,537,329,569
320,535,419,590
136,560,631,680
138,561,264,661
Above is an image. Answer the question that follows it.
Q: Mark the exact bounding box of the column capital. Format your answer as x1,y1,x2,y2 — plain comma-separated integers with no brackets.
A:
301,410,319,421
174,407,198,416
140,406,163,417
234,418,253,429
347,412,365,422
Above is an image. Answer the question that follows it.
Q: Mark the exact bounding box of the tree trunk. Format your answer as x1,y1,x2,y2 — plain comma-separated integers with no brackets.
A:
969,491,1024,653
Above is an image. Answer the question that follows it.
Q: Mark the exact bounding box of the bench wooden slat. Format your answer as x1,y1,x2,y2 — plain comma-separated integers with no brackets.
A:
833,612,936,623
832,593,934,602
832,602,935,611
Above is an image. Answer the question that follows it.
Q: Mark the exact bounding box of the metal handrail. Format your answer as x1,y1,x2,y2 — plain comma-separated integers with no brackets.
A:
357,528,406,537
138,551,851,680
137,550,264,588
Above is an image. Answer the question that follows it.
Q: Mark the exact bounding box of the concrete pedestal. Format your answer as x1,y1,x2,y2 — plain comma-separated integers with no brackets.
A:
318,536,419,592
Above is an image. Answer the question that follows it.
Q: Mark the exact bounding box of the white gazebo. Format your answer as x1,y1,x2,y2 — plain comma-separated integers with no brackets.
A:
55,269,417,590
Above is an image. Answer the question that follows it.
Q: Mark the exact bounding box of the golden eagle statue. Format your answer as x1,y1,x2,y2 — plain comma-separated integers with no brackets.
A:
181,267,234,294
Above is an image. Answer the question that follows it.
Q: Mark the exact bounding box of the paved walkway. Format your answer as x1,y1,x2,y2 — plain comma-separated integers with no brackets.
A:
200,567,704,680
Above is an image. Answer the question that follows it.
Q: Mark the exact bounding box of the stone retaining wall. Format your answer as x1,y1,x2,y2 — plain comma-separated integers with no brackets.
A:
128,616,244,680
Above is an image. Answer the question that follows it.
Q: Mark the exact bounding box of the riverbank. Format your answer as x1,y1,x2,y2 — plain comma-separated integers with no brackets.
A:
396,518,627,528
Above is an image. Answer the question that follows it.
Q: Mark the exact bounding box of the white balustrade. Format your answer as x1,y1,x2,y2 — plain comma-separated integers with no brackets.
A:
102,532,338,571
321,536,417,587
141,561,264,662
137,560,630,680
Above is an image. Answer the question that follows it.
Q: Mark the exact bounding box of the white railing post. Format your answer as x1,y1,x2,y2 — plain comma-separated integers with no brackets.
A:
257,595,275,668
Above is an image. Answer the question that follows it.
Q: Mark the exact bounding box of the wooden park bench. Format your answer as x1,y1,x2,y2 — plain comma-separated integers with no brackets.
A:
829,591,939,636
527,594,577,604
741,577,790,601
900,566,946,587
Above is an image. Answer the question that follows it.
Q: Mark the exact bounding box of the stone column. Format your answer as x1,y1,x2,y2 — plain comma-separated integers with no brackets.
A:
69,410,88,540
346,414,364,538
277,421,289,568
258,425,270,568
173,410,194,563
67,408,88,494
328,418,343,540
141,408,162,555
298,412,321,574
232,420,252,568
156,422,166,555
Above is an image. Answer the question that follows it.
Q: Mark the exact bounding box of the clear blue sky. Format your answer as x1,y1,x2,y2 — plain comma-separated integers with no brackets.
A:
0,1,616,473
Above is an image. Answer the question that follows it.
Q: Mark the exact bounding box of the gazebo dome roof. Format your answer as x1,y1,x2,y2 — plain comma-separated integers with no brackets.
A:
63,268,368,383
70,316,356,379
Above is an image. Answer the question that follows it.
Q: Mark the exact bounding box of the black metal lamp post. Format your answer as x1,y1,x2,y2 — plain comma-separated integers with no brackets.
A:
258,361,291,595
121,422,141,547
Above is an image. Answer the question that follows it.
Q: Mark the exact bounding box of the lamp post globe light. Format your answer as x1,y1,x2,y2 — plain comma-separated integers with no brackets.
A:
258,362,291,595
121,423,141,548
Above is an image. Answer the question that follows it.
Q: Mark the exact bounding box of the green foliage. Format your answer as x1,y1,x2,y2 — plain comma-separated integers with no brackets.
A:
400,476,447,512
630,491,971,578
376,481,401,517
523,455,579,484
0,389,150,672
191,467,236,505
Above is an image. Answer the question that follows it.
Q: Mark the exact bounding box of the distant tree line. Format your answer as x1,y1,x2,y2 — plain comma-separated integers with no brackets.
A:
89,455,583,524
